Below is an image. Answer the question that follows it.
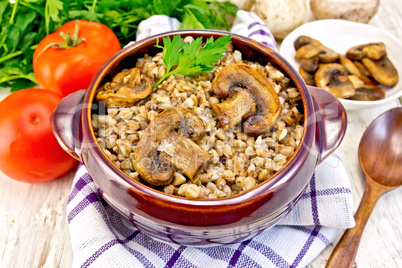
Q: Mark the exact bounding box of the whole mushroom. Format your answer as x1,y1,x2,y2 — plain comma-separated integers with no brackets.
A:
310,0,380,23
254,0,309,39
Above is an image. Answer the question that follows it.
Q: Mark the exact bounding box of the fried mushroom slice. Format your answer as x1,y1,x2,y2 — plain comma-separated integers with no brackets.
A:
314,63,356,99
349,85,386,101
96,67,153,107
295,44,321,60
346,42,387,61
299,66,316,86
300,57,319,72
362,56,399,87
340,56,378,85
132,107,210,187
211,64,281,137
294,35,339,63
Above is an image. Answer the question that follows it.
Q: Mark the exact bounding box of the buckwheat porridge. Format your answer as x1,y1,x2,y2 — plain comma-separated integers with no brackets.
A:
92,38,304,199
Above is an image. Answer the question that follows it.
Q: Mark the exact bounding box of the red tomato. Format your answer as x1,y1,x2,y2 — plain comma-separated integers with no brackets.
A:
0,89,77,183
33,20,121,97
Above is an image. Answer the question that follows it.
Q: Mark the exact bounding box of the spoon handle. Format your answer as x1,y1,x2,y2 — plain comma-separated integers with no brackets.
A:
325,180,387,268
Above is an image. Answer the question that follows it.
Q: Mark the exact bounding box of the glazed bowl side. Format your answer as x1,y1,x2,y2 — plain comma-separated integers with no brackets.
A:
79,30,318,228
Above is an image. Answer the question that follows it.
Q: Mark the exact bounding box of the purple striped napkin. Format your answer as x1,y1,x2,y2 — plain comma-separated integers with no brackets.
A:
67,11,354,267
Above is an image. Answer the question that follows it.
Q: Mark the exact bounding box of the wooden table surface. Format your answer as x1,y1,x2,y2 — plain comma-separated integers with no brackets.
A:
1,1,401,267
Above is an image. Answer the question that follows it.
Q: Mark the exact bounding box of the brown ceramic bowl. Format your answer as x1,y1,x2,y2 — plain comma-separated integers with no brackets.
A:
51,30,347,247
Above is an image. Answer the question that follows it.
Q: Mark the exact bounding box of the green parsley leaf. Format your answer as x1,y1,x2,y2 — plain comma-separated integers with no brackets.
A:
154,34,231,88
45,0,64,34
156,35,184,73
0,0,237,91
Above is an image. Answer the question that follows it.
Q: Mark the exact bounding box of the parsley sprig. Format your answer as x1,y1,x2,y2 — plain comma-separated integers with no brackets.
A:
154,34,231,88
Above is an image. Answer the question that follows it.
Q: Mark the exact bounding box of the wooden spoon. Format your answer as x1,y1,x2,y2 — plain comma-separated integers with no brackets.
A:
326,107,402,268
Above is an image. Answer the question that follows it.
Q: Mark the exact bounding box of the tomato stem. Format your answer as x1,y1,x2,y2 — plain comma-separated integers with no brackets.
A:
33,20,86,62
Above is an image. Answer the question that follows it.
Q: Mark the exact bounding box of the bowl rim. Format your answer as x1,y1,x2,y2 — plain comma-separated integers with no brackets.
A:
82,29,316,206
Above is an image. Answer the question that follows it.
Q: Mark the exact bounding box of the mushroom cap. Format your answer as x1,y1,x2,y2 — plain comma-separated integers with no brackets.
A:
299,57,319,72
211,64,281,137
294,35,323,50
132,107,210,186
96,67,153,107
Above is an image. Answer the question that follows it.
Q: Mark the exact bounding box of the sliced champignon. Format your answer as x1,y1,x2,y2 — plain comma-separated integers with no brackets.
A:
294,35,339,63
314,63,356,99
211,64,281,137
211,87,257,130
338,75,365,89
300,57,319,72
340,56,378,85
294,35,322,50
346,42,387,61
354,61,373,77
362,56,399,87
295,44,321,60
349,85,386,101
299,66,316,86
96,67,153,107
132,107,210,186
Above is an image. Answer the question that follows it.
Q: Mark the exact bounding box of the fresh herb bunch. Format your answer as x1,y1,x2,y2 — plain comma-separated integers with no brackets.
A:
0,0,237,91
154,34,232,88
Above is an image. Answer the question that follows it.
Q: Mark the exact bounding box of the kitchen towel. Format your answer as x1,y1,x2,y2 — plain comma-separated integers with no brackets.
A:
67,11,355,268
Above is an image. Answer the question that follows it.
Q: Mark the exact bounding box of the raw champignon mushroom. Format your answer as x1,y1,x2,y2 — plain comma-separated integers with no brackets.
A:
211,64,281,137
349,84,385,101
96,67,153,107
132,107,210,187
254,0,309,39
314,63,357,99
362,57,399,87
310,0,380,24
346,42,387,61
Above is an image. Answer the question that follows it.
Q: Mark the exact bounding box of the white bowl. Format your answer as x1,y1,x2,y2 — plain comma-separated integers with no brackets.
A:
280,19,402,110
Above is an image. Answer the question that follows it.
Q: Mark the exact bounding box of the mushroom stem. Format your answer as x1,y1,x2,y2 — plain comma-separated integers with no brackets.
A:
212,64,281,137
212,89,256,130
158,135,211,180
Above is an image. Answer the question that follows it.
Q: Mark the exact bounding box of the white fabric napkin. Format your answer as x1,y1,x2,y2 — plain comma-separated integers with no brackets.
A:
67,11,355,268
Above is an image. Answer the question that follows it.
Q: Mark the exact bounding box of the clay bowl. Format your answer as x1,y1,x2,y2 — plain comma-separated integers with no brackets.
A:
51,30,347,247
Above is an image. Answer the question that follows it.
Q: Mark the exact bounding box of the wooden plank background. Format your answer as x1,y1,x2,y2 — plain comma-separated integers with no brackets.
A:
1,0,401,267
